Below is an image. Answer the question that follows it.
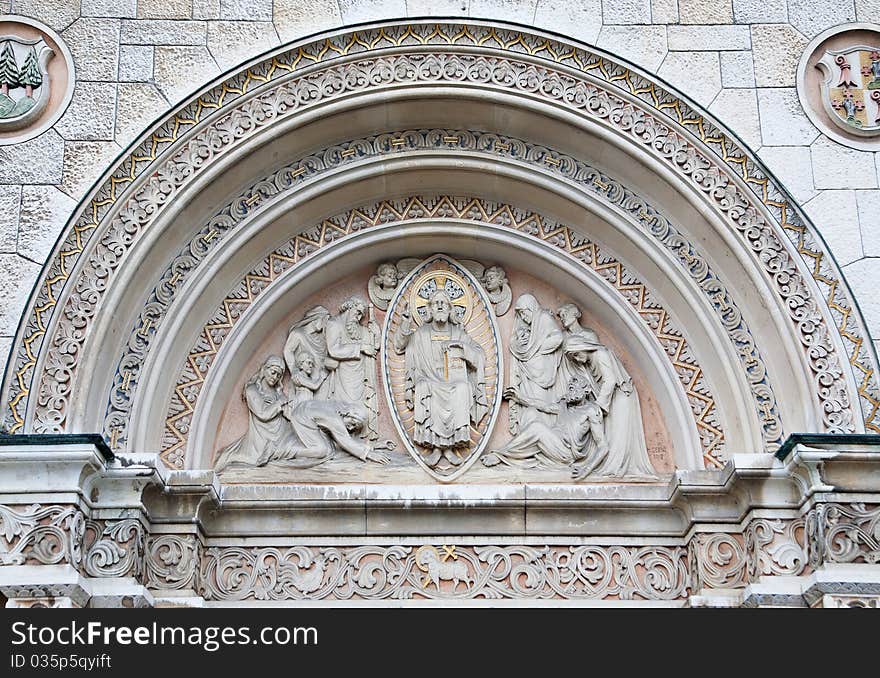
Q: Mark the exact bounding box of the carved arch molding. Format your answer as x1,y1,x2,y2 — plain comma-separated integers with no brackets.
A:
3,19,879,480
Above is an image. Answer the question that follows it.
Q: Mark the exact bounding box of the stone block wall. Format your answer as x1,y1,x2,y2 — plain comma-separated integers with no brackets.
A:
1,0,879,378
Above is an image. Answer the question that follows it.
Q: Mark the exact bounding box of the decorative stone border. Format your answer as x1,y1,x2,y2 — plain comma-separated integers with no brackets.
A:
199,543,690,602
3,21,874,447
3,439,879,607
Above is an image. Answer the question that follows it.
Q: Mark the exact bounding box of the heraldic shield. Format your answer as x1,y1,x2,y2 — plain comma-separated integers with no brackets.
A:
817,45,880,136
382,255,502,482
0,35,54,131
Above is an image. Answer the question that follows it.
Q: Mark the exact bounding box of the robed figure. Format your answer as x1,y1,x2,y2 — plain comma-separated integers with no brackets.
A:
283,305,333,399
394,291,488,468
573,339,655,478
214,356,298,471
507,294,565,433
323,297,380,439
483,375,605,469
214,355,393,472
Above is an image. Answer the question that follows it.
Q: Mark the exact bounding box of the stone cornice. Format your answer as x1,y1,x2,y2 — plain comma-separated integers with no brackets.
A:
2,435,878,605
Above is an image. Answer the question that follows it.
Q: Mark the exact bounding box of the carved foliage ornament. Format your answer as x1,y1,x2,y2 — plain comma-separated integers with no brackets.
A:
0,503,84,566
4,502,875,603
0,504,145,579
198,544,690,602
4,24,871,448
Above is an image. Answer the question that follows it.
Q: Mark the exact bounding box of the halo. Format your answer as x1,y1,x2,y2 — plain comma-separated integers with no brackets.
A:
408,269,474,326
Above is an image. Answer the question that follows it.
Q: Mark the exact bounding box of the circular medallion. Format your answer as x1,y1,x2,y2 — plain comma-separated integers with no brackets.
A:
0,15,74,145
797,23,880,150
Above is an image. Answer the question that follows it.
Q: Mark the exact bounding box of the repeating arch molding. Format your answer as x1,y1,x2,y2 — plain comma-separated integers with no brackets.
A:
3,19,878,474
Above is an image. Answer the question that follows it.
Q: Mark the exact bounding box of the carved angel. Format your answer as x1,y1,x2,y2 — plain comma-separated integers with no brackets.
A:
481,265,512,316
367,262,400,311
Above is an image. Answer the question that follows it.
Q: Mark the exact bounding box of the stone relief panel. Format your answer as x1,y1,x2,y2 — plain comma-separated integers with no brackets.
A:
807,502,880,565
102,129,787,465
0,503,84,566
490,297,655,479
209,254,672,484
158,197,725,474
7,23,872,452
144,535,201,592
0,505,146,585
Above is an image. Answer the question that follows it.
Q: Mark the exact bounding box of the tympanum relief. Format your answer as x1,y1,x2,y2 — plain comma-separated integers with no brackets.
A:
214,254,661,483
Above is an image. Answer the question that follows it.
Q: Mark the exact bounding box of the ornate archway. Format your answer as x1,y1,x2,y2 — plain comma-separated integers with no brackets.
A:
1,20,878,607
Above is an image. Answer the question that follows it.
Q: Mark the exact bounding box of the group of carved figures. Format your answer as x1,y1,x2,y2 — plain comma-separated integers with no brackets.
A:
215,256,655,480
489,297,655,478
215,297,395,471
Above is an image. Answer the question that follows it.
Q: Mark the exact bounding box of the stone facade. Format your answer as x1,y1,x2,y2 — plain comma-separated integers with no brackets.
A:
0,5,879,607
2,436,879,607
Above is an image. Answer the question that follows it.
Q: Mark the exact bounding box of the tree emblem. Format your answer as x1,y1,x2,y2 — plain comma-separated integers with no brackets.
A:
0,35,54,126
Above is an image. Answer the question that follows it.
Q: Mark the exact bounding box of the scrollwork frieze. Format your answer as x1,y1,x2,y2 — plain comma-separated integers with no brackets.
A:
82,516,146,580
687,533,747,590
145,534,201,591
808,503,880,566
745,517,809,580
198,544,690,602
0,503,85,567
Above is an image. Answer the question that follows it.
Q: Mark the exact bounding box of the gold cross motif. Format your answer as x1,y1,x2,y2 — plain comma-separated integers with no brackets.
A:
137,320,153,338
441,545,457,561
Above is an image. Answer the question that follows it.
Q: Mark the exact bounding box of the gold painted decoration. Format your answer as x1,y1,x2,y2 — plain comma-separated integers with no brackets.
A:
409,270,474,327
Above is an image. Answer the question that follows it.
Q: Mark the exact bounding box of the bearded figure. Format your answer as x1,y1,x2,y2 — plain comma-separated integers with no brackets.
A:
393,290,488,469
323,296,380,440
